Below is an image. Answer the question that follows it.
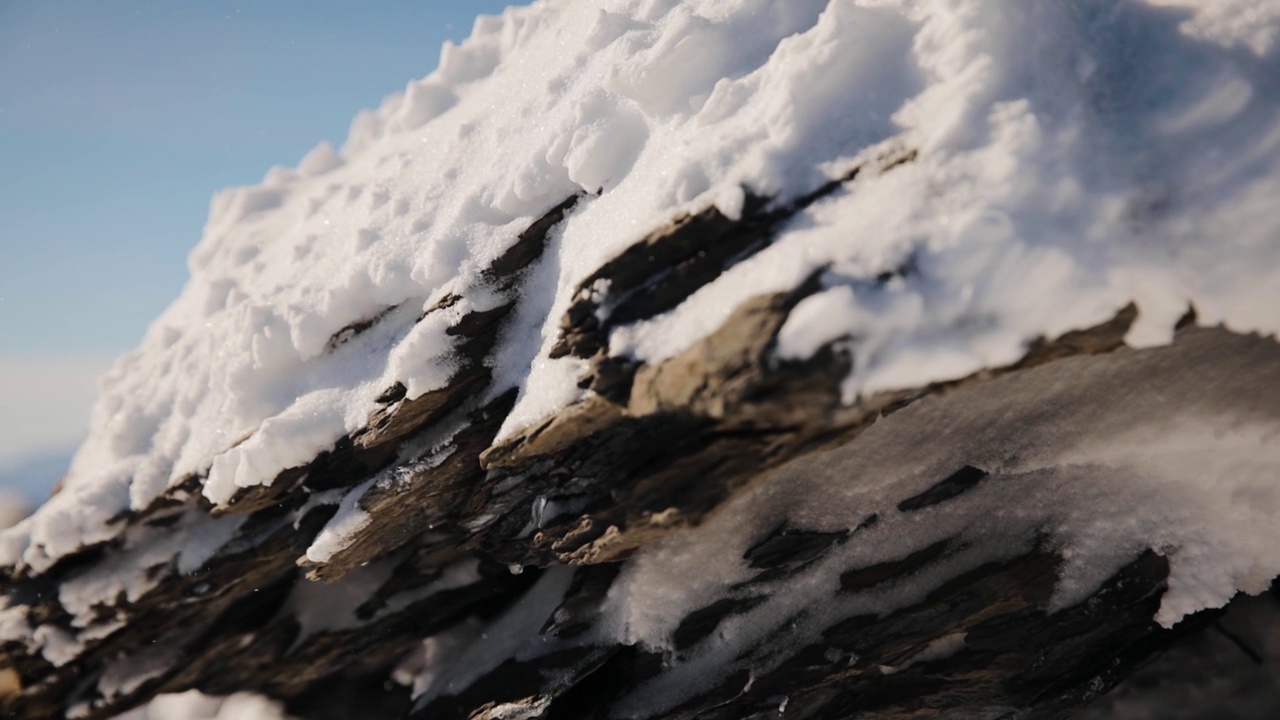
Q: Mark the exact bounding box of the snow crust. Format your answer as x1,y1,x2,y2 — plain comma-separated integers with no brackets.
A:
4,0,1279,663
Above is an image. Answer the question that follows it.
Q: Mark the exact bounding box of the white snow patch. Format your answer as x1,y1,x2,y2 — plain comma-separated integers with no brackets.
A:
414,566,575,711
114,690,294,720
0,600,29,643
304,411,468,565
302,477,375,566
285,558,482,650
33,624,82,667
98,640,182,703
57,512,245,629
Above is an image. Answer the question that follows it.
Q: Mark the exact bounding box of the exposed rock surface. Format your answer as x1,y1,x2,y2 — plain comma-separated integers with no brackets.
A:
2,152,1279,719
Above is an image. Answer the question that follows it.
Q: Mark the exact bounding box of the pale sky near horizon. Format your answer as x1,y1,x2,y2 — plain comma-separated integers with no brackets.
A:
0,1,526,487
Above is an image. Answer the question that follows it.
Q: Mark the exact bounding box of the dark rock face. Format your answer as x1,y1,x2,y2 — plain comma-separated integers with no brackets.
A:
1,147,1278,720
1078,584,1280,720
897,466,989,512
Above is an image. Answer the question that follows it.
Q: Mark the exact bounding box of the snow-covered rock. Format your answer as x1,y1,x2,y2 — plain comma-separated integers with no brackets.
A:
1,1,1279,718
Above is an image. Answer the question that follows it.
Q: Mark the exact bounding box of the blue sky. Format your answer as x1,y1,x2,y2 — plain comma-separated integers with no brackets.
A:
0,1,524,492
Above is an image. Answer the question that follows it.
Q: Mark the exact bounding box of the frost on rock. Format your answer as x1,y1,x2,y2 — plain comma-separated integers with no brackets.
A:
2,1,1280,719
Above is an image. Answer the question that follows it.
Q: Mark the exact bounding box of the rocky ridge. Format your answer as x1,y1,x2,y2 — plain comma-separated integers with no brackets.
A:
1,144,1278,719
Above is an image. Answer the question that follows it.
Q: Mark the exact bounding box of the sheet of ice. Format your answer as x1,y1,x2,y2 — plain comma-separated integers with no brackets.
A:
2,0,1276,646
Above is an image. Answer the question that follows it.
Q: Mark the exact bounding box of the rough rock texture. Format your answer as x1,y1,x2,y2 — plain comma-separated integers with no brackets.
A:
1079,585,1280,720
2,149,1278,719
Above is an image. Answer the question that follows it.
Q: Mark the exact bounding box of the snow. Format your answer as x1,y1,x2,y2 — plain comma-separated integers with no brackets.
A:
304,407,468,565
114,690,293,720
58,512,245,629
97,641,182,707
284,557,481,648
5,509,247,669
301,476,375,566
412,566,575,709
1,0,1278,682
